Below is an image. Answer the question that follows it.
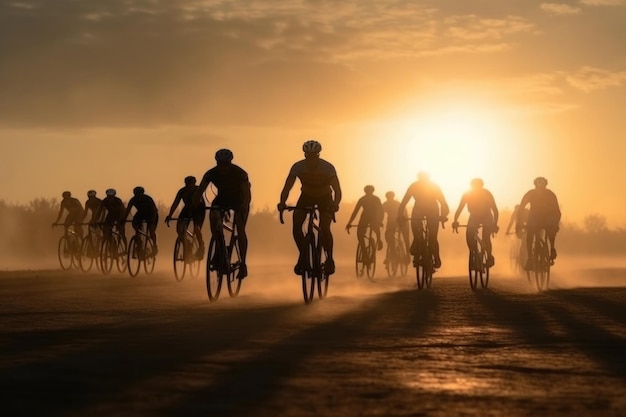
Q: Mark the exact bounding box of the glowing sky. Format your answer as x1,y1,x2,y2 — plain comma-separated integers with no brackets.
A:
1,0,625,225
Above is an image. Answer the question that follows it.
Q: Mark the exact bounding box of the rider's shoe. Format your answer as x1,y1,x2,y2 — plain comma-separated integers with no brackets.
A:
524,259,533,271
377,240,383,251
294,255,305,275
434,256,442,269
487,255,495,267
237,264,248,279
383,258,388,265
325,258,336,275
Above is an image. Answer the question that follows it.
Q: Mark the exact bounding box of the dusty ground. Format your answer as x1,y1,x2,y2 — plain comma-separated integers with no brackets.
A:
1,260,626,417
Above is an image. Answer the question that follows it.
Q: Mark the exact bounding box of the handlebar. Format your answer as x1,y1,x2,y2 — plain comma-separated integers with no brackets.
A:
278,205,336,224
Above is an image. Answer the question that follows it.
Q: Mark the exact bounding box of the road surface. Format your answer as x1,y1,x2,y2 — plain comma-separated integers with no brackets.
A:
1,262,625,416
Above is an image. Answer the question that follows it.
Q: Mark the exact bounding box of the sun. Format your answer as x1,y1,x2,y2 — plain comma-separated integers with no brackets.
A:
359,99,528,208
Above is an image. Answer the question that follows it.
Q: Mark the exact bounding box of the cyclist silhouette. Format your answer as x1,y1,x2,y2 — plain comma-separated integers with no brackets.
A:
122,186,159,255
97,189,126,241
53,191,85,239
452,178,499,267
506,204,529,238
82,190,103,226
193,149,251,279
382,191,411,264
346,184,384,252
278,139,342,275
398,171,449,268
517,176,561,270
165,175,207,259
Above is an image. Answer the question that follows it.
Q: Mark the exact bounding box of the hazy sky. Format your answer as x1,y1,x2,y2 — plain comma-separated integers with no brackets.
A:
1,0,625,225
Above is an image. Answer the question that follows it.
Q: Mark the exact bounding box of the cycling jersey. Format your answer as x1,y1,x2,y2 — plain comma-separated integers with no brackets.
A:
127,194,158,220
289,159,337,198
520,189,561,228
401,180,449,219
353,194,383,226
61,197,84,215
84,197,103,222
201,164,250,209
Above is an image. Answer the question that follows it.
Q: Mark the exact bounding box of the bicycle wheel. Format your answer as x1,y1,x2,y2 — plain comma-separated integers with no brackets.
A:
57,236,73,270
355,242,365,277
480,251,490,288
143,238,156,275
173,237,186,281
301,233,317,304
227,236,243,297
416,245,433,290
115,236,128,273
79,236,95,272
535,241,550,291
385,246,398,278
206,237,224,301
100,239,114,274
188,236,201,278
317,245,330,299
365,237,376,281
127,236,141,277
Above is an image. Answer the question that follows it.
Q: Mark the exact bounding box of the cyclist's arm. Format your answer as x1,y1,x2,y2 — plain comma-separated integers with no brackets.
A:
346,200,362,227
490,192,499,226
279,174,297,206
453,195,467,223
330,175,342,207
240,178,251,209
517,192,531,224
437,187,450,218
54,203,65,223
121,198,134,221
167,190,184,218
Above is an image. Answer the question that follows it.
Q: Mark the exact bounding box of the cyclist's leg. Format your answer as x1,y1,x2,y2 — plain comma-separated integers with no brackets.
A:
234,207,249,278
356,222,367,258
149,215,158,252
547,225,557,260
384,227,394,262
525,225,536,270
320,211,335,274
292,208,307,274
373,225,383,250
482,224,495,266
409,217,420,255
194,209,206,255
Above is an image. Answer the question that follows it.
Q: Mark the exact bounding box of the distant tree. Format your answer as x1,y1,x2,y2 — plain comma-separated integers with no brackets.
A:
583,214,608,233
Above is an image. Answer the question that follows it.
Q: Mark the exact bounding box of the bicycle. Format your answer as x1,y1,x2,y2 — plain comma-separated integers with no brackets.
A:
79,224,103,272
53,223,83,270
205,206,243,302
100,223,128,275
506,230,527,277
453,223,490,290
126,220,156,277
406,216,445,290
527,228,551,292
280,205,333,304
168,217,202,281
384,226,409,278
347,224,376,281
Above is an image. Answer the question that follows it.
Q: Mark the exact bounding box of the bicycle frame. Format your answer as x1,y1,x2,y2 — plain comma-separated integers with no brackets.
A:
385,226,408,278
408,216,442,290
53,223,85,270
527,228,551,291
453,223,490,290
126,220,156,277
169,217,201,281
348,223,376,281
205,206,243,301
280,205,333,304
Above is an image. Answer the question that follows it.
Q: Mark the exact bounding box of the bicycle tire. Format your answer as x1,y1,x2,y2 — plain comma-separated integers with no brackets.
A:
99,238,114,275
206,237,224,301
173,237,186,281
227,236,243,297
115,236,128,273
57,236,73,270
398,238,409,277
365,237,376,281
302,233,317,304
317,245,330,299
480,251,490,288
385,245,398,278
355,242,365,277
143,238,156,275
188,236,201,278
535,240,550,291
415,242,432,289
127,236,141,277
79,235,95,272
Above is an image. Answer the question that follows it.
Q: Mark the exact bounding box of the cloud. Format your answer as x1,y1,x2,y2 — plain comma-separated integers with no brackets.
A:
566,66,626,92
579,0,626,6
540,3,582,15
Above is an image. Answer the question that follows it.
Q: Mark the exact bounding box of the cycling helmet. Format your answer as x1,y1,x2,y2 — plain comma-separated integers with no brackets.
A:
215,148,233,163
385,191,395,199
184,175,196,185
364,185,375,194
133,186,145,196
533,177,548,187
302,140,322,153
62,191,71,198
87,189,97,197
105,188,116,197
470,178,484,188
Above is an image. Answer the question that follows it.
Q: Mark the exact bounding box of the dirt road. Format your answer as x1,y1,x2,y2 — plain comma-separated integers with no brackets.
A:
1,264,625,416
